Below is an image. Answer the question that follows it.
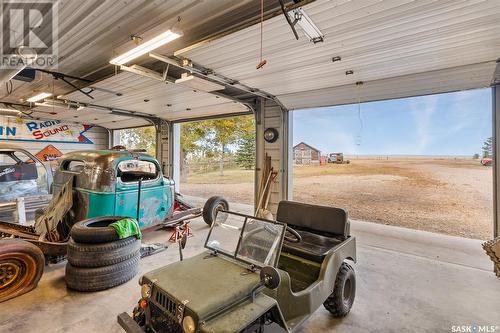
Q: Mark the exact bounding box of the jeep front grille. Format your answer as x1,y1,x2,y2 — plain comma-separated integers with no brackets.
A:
149,302,182,333
152,287,177,319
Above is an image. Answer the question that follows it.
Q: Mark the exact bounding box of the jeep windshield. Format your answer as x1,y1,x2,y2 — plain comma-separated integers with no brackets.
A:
204,210,286,268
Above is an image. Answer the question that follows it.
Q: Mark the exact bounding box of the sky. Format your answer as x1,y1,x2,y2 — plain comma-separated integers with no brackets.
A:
293,88,492,156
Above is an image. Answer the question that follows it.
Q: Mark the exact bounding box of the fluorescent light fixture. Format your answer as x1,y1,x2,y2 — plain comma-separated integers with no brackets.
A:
35,101,65,108
110,29,182,65
0,107,21,117
120,64,164,81
175,73,224,92
27,92,52,103
289,8,324,43
0,67,26,84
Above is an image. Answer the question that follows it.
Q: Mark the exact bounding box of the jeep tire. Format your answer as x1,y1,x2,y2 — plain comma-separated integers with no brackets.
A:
323,262,356,317
202,196,229,225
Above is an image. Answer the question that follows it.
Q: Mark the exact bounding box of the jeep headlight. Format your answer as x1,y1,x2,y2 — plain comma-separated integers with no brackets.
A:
182,316,195,333
141,284,151,298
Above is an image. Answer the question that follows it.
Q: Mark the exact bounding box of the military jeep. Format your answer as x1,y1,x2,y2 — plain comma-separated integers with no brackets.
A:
118,201,357,333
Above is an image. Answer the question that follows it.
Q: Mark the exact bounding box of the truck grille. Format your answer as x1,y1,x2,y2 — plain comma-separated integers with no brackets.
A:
154,288,177,317
149,303,182,333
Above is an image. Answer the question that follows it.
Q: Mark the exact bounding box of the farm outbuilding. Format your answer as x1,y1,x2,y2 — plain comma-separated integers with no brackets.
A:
0,1,499,332
293,142,321,165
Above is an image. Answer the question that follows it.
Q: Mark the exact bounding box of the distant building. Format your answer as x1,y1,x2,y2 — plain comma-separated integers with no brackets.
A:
293,142,321,165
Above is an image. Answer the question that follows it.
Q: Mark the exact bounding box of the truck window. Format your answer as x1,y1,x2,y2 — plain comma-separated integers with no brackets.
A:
0,152,38,182
117,160,158,183
61,160,86,173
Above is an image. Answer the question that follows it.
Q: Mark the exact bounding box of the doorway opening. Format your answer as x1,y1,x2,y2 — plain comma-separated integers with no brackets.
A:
292,88,493,239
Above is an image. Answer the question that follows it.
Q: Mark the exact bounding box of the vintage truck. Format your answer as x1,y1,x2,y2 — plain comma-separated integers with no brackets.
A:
52,149,218,228
0,148,226,303
118,200,356,333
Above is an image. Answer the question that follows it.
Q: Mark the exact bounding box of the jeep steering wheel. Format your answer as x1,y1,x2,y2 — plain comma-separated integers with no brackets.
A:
284,227,301,243
261,224,301,243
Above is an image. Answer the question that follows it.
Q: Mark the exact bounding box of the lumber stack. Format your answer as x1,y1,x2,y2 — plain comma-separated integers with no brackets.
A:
255,154,276,219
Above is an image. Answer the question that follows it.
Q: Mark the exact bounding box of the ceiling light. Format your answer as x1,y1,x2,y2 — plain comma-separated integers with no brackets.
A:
0,47,38,84
175,73,224,92
35,100,67,108
0,107,21,117
110,29,183,65
289,8,324,43
120,64,164,81
27,92,52,103
0,67,26,84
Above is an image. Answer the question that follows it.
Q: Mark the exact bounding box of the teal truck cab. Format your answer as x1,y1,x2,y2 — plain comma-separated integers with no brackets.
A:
52,149,216,229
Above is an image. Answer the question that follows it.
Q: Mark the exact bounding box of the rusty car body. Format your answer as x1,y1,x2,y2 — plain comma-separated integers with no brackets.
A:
0,144,52,221
52,149,200,229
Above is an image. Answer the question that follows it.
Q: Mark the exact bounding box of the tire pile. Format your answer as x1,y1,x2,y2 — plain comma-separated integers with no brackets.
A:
65,216,141,292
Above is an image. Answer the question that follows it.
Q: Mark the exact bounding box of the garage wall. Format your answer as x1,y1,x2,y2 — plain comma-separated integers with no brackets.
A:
156,120,172,176
255,99,290,216
0,116,109,156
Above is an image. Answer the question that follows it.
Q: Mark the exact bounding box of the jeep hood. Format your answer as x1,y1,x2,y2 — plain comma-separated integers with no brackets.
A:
143,252,260,320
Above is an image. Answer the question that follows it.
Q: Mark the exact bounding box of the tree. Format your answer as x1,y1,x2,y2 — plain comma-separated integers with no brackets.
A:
482,137,493,158
235,131,255,169
179,115,255,176
180,122,208,155
235,116,255,169
180,122,209,180
203,118,240,176
119,126,156,156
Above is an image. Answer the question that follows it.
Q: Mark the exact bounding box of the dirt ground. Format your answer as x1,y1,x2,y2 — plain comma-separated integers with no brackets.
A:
181,158,493,240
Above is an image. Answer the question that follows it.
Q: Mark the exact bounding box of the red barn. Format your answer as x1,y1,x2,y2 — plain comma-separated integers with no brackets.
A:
293,142,321,165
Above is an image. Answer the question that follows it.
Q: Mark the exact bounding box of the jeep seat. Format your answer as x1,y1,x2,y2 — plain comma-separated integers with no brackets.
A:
277,201,350,262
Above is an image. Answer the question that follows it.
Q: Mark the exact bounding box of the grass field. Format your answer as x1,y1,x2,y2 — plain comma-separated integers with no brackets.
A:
186,169,254,184
181,158,493,239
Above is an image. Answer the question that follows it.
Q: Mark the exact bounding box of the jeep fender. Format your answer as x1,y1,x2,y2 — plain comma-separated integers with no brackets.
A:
199,293,286,333
266,237,356,327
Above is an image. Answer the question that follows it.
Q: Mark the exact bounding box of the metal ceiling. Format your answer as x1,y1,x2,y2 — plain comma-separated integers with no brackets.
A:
25,103,151,129
2,0,499,128
61,71,249,124
0,0,287,128
177,0,500,110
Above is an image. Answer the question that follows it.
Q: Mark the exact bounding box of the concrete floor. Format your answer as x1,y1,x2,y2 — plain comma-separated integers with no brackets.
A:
1,204,499,333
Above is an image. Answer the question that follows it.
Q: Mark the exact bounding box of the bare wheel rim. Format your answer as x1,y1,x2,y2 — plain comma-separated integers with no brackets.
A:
343,278,352,304
0,260,24,289
213,203,226,219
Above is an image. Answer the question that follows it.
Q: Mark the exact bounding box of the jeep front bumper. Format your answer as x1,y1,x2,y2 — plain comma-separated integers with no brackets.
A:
117,312,144,333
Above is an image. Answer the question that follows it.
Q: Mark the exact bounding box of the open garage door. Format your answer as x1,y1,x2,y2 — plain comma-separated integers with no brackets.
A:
176,0,499,109
291,88,493,240
60,71,250,127
174,0,500,235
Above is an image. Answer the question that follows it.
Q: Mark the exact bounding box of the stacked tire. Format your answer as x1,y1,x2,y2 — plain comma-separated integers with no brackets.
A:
66,216,141,292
